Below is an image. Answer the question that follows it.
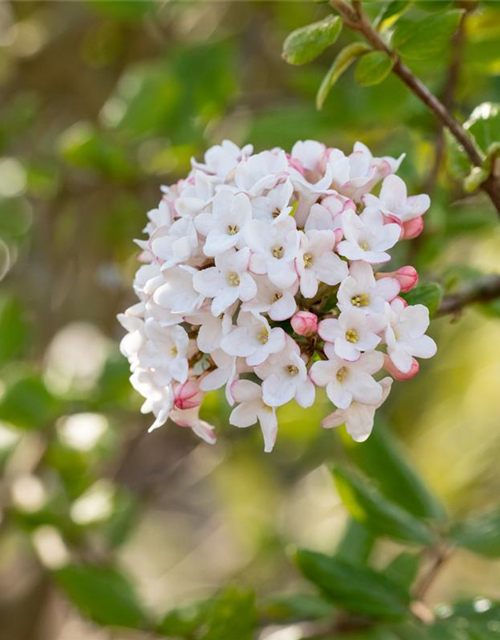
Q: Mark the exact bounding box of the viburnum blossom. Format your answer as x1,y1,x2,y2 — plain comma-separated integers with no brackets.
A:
119,139,437,452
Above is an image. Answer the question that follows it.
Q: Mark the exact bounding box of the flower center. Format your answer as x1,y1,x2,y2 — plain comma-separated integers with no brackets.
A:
170,346,178,357
272,208,281,219
303,253,313,268
272,245,284,259
227,224,239,236
257,327,269,344
345,329,359,343
360,241,369,251
272,292,283,302
226,271,240,287
286,364,299,376
351,293,370,308
336,366,348,382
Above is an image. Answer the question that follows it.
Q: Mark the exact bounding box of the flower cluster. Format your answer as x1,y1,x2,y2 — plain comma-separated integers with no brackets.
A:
119,140,436,451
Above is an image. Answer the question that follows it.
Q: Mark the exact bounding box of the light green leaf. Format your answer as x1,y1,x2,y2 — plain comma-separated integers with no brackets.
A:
393,10,464,60
333,466,438,546
335,518,375,565
383,552,420,591
355,51,394,86
201,587,255,640
401,283,443,318
465,102,500,154
157,600,211,637
450,508,500,558
339,423,447,522
0,295,30,364
0,373,61,430
263,593,333,622
317,42,371,109
283,16,342,65
376,1,413,28
295,549,411,620
56,564,148,629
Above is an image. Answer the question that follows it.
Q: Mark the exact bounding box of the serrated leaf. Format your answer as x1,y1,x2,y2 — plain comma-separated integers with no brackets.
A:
55,564,148,629
383,552,420,591
393,10,464,60
450,508,500,558
401,283,443,318
316,42,370,109
335,518,375,565
333,466,437,546
340,422,447,522
295,549,411,620
283,16,342,66
355,51,394,86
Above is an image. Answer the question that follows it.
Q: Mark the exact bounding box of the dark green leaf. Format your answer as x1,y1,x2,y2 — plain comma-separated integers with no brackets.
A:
333,466,437,545
283,16,342,65
393,10,464,60
355,51,394,86
450,508,500,558
339,423,447,522
0,373,61,430
465,102,500,155
56,564,148,629
401,283,443,318
201,587,256,640
376,1,413,27
335,518,375,565
0,295,30,363
317,42,370,109
295,549,411,619
383,552,420,591
263,593,333,622
157,600,211,637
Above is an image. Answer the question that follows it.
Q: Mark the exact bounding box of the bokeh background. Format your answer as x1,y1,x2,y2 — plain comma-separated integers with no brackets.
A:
0,1,499,639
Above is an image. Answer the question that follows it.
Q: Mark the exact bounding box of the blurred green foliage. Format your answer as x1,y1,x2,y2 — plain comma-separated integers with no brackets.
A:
0,1,499,639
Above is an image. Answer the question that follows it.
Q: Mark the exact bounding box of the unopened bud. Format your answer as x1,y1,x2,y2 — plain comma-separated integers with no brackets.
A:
383,355,419,381
291,311,318,336
174,380,204,410
377,266,418,293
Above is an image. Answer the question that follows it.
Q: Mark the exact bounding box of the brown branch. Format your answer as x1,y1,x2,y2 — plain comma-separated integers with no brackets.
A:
330,0,500,218
437,274,500,317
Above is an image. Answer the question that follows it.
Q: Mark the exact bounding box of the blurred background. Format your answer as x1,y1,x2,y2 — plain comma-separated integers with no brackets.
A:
0,1,499,639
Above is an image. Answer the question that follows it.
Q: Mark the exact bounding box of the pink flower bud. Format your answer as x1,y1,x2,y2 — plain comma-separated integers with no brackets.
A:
377,266,418,293
402,216,424,240
174,379,204,410
291,311,318,336
286,154,305,175
383,355,419,381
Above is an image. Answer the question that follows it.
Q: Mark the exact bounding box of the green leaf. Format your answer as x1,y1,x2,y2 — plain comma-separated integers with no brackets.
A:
55,564,148,629
432,599,500,639
283,16,342,65
450,507,500,558
157,600,212,637
0,295,30,364
335,518,375,565
376,1,413,28
316,42,371,109
401,283,443,318
333,466,437,546
295,549,411,620
339,423,447,522
393,10,464,60
263,593,333,622
0,373,61,430
383,552,420,591
201,587,256,640
355,51,394,86
465,102,500,155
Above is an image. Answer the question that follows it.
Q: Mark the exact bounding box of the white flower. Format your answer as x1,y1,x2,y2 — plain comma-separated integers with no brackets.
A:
169,405,217,444
140,320,190,385
151,217,199,268
195,189,252,256
290,140,326,180
255,336,315,408
309,346,384,409
193,248,257,316
337,261,400,314
154,265,204,315
174,171,216,217
241,276,298,321
221,311,286,366
188,306,234,354
384,298,437,373
229,380,278,453
322,377,393,442
235,149,288,194
245,217,300,289
145,199,173,235
130,369,173,432
296,230,348,298
251,179,294,224
337,208,400,264
318,309,386,361
199,349,239,405
192,140,253,181
364,174,430,223
118,306,146,367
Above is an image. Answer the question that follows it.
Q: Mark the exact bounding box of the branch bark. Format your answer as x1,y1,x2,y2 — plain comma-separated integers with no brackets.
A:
437,274,500,317
330,0,500,217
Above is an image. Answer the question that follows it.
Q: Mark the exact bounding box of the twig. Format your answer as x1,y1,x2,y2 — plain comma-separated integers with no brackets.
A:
329,0,500,218
437,274,500,317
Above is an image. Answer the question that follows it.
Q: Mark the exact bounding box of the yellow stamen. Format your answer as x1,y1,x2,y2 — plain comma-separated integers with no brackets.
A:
303,253,313,268
272,292,283,302
287,364,299,376
226,271,240,287
351,293,370,308
227,224,239,235
272,245,284,259
258,327,269,344
336,366,348,382
171,346,178,357
345,329,359,343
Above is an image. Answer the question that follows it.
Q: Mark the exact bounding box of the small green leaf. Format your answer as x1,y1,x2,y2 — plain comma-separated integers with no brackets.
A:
157,600,211,637
283,16,342,66
355,51,394,86
383,552,420,591
450,508,500,558
316,42,370,109
376,1,413,28
295,549,411,620
333,466,437,546
335,518,375,565
464,165,489,192
401,283,443,318
263,593,333,622
465,102,500,155
0,373,61,430
56,564,148,629
393,10,464,60
340,423,447,522
201,587,256,640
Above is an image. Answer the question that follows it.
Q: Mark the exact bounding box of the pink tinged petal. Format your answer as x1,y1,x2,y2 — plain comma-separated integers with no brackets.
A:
191,420,217,445
193,267,224,298
299,268,318,298
344,404,377,442
388,344,413,374
221,328,255,358
402,216,424,239
321,409,346,429
204,230,239,257
231,379,262,403
170,357,189,384
269,293,296,321
268,261,298,289
407,194,430,218
327,382,352,409
334,339,361,362
377,266,418,293
401,304,430,338
197,318,222,353
249,253,268,275
318,318,342,343
194,212,214,236
212,287,239,317
291,311,318,336
229,402,259,428
349,373,383,405
337,241,365,262
374,276,400,302
314,253,349,285
408,335,437,359
295,378,316,408
309,360,336,387
383,354,419,380
380,174,407,210
238,273,257,301
355,350,384,375
257,408,278,453
200,366,231,391
262,374,295,407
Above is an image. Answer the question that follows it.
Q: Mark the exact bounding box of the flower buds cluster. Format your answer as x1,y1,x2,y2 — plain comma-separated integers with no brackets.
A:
119,140,436,451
